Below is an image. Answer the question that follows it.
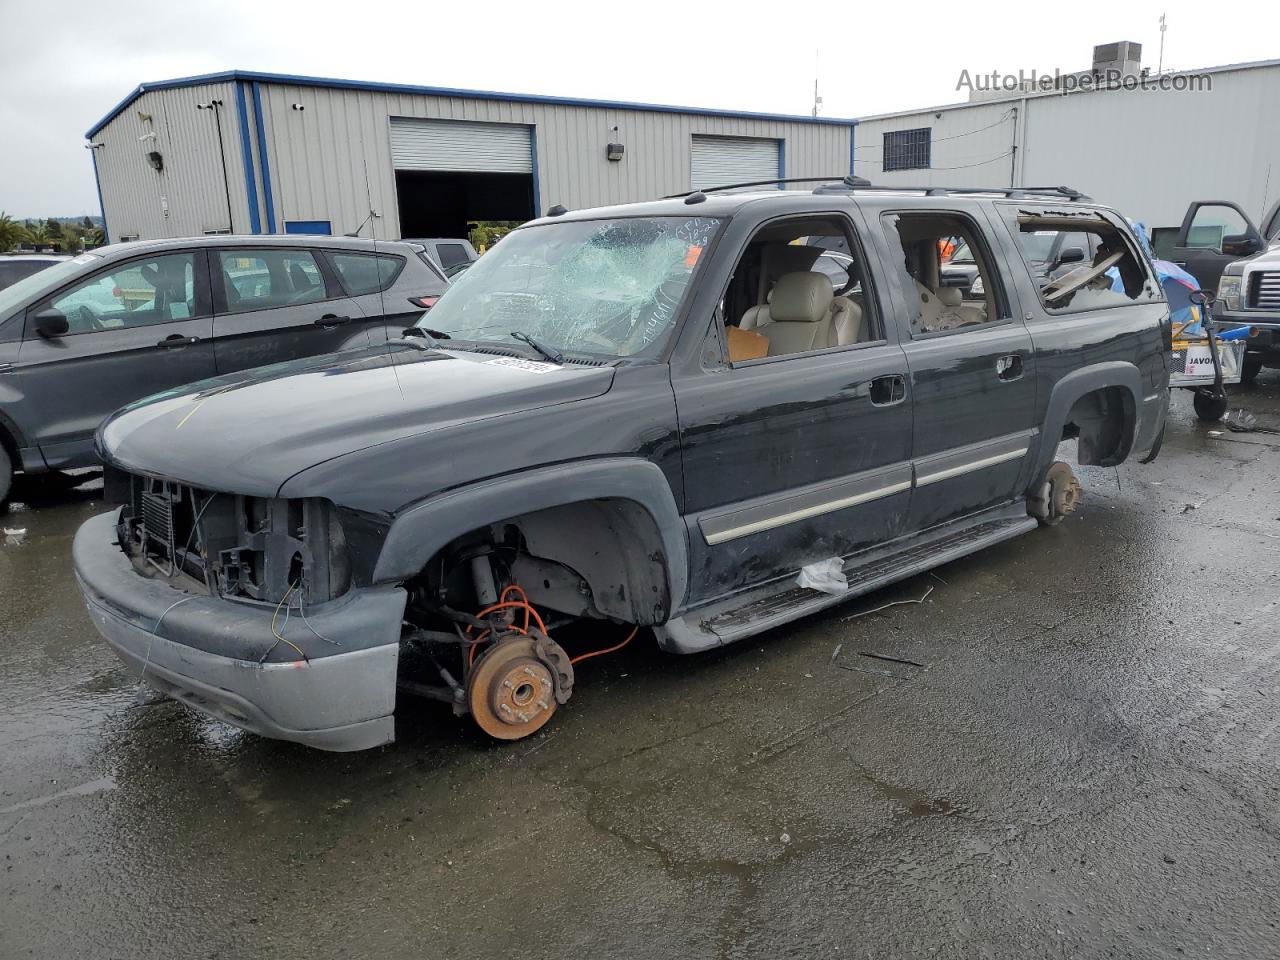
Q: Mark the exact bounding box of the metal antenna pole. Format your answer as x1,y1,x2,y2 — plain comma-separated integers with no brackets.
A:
1158,13,1167,74
198,100,234,232
812,48,821,118
212,104,233,232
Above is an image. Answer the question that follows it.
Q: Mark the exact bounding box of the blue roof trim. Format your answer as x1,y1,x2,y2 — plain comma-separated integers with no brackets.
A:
234,82,261,234
251,82,276,233
86,69,859,139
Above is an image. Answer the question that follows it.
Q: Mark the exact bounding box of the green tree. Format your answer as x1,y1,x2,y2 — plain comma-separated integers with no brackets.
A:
24,220,50,246
0,212,25,252
58,221,85,254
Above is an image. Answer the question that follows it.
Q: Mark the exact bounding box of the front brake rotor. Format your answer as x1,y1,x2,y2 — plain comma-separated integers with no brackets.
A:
467,637,557,740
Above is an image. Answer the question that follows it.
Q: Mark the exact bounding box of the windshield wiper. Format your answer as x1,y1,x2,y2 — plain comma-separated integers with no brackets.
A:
510,331,564,364
392,326,451,350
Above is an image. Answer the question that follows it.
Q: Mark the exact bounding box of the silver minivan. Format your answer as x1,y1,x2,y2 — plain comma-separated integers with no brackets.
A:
0,234,447,501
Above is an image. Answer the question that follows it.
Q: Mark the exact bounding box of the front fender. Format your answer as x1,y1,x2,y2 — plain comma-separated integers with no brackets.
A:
371,458,689,613
1032,361,1143,480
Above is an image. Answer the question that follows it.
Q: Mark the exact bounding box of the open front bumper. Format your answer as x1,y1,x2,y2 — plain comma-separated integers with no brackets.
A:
73,510,407,752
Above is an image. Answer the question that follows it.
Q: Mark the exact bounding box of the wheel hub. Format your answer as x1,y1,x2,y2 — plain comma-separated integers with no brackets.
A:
468,638,557,740
1053,472,1082,516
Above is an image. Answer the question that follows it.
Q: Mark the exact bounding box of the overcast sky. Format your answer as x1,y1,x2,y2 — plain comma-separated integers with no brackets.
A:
0,0,1273,218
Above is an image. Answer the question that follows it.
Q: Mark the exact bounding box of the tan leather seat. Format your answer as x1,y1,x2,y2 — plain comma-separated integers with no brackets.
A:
829,295,864,344
915,280,986,332
740,273,864,353
758,272,835,356
936,286,987,326
740,301,771,331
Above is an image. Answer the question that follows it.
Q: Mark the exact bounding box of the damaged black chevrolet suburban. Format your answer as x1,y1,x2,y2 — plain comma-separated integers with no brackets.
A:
73,180,1170,750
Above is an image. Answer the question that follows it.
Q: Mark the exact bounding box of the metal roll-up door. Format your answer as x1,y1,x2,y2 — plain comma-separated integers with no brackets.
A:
389,118,533,173
690,135,781,189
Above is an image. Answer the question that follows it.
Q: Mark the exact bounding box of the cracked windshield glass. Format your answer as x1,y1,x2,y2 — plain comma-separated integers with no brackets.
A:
424,216,722,358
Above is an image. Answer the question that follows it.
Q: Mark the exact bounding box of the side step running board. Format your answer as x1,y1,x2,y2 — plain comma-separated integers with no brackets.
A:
656,502,1037,654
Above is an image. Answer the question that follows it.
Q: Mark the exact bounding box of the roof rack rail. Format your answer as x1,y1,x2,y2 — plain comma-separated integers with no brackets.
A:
661,177,1090,202
663,176,871,198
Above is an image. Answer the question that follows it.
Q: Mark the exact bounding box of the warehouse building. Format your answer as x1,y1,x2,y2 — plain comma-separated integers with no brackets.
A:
851,45,1280,230
85,71,856,244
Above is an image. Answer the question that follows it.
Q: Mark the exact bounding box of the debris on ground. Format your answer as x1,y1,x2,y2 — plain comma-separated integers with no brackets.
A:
859,651,926,668
841,584,934,622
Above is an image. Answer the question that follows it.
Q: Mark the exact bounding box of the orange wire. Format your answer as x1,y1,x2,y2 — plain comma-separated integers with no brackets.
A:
461,584,637,670
570,625,639,665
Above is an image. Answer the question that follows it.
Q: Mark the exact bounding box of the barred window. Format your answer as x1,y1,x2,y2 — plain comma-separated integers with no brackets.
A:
883,128,932,172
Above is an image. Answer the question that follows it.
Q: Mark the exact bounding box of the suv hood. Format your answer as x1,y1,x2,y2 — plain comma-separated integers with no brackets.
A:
99,345,614,496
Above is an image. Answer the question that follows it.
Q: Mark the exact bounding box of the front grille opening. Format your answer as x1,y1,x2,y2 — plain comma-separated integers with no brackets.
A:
118,472,352,606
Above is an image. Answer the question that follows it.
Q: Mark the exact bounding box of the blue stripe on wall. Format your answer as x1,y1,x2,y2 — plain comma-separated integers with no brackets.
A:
234,82,261,233
251,82,276,233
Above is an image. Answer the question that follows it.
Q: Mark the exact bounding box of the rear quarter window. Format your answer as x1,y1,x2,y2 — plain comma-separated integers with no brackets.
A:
329,252,406,296
1000,208,1158,314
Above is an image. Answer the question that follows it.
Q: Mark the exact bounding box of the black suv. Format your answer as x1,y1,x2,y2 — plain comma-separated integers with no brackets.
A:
73,180,1170,751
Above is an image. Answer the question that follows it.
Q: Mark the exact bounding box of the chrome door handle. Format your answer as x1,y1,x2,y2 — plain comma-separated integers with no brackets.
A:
0,363,12,373
315,314,351,329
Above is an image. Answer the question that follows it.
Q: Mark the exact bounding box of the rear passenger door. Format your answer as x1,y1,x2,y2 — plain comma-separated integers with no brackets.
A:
210,246,368,375
877,208,1036,533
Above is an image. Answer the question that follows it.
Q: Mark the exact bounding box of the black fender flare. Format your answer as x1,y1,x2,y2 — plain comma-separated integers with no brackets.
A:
371,458,689,613
1031,362,1142,481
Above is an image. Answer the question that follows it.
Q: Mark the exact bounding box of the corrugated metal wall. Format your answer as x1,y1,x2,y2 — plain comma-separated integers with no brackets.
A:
852,101,1019,192
92,81,255,242
853,63,1280,229
253,84,852,238
93,79,854,241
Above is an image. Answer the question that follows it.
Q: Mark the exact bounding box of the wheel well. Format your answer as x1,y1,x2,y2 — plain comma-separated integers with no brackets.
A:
411,498,671,626
0,423,18,472
1060,386,1135,466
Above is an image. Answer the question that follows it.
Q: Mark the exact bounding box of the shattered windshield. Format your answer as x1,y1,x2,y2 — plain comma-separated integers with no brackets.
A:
423,216,722,358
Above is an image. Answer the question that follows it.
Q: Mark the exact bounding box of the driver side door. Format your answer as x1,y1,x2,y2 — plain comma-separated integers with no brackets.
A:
1171,201,1264,293
10,249,216,469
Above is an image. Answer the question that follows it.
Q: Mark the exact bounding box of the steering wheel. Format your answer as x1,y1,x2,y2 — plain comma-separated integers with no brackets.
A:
76,304,109,332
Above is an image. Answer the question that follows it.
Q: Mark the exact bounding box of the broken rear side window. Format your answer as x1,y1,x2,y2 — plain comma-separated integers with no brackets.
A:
1008,213,1157,313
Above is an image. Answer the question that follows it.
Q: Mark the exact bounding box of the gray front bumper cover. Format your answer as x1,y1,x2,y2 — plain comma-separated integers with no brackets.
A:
73,510,407,752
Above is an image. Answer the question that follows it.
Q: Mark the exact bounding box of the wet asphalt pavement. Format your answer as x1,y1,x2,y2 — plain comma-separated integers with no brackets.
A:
4,384,1280,960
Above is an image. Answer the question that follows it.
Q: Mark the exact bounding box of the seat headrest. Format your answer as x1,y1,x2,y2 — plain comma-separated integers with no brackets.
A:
769,272,834,323
936,286,962,307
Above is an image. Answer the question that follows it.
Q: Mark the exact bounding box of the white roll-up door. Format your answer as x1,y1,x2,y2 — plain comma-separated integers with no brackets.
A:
690,135,781,189
389,118,533,173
